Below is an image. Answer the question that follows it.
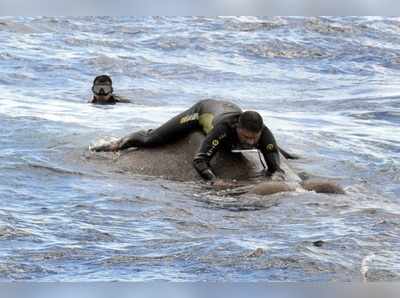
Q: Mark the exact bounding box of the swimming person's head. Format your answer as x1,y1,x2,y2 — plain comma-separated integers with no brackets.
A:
92,75,114,103
236,111,263,147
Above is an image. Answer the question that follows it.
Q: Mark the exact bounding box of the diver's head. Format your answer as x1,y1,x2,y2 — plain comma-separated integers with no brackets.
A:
92,75,113,103
236,111,263,147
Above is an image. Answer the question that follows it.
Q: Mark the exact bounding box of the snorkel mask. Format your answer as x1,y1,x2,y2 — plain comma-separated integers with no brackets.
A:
92,75,113,96
92,84,113,96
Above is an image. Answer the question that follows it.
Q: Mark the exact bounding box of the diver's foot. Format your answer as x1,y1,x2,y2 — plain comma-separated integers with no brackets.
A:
89,141,120,152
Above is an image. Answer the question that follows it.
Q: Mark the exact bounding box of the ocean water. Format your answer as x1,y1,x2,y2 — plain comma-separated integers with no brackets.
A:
0,16,399,281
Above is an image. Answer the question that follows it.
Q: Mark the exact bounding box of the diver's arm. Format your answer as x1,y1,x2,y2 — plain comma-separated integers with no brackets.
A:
114,95,131,103
192,159,217,180
263,151,280,175
193,124,228,181
259,125,281,175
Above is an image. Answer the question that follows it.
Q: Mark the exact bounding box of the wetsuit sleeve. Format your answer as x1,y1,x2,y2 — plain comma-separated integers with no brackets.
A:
258,125,281,175
114,96,130,103
193,124,229,181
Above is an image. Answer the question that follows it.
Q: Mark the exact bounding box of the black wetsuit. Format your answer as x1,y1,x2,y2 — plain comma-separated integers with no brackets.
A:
89,95,130,105
116,99,280,180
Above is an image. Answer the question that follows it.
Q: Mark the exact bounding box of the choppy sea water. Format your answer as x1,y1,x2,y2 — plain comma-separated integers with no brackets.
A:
0,16,399,281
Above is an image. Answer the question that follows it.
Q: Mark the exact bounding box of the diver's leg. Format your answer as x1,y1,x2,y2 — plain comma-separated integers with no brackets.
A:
118,99,241,150
278,146,300,160
133,105,201,147
98,102,202,151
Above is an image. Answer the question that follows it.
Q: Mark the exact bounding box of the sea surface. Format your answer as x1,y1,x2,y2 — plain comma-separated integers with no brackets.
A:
0,16,399,281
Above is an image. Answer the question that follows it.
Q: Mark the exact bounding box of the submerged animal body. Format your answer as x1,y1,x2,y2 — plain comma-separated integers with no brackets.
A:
90,131,344,195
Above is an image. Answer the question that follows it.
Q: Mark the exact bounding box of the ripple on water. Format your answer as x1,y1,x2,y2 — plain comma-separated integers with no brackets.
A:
0,261,56,280
361,253,400,282
223,18,287,32
22,246,95,262
349,111,400,125
243,41,328,60
305,18,358,35
0,19,39,34
0,225,34,240
195,193,280,211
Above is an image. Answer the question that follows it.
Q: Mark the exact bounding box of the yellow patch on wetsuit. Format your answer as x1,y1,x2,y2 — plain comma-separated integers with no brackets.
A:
180,113,199,124
266,144,274,151
198,113,214,134
212,139,219,146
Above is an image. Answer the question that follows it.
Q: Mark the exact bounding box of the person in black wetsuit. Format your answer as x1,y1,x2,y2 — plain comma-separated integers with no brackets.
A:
92,99,283,186
89,75,130,105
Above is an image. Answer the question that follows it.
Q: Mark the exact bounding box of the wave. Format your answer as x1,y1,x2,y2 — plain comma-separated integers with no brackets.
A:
0,261,55,280
194,192,282,211
305,17,358,35
349,111,400,124
0,19,38,34
219,16,287,32
244,41,328,60
0,225,34,240
24,162,89,176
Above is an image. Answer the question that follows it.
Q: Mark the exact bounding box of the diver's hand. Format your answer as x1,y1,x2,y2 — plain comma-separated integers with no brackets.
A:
266,169,286,181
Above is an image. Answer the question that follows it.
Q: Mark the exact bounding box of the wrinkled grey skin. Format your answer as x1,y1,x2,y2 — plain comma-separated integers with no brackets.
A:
91,131,344,195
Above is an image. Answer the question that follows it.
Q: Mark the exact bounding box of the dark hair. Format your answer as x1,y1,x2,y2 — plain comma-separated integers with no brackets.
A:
93,75,112,85
238,111,263,132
